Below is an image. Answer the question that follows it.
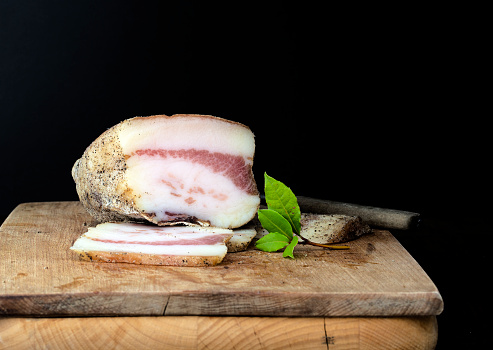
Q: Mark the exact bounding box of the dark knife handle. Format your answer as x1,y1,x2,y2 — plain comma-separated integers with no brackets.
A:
296,196,420,230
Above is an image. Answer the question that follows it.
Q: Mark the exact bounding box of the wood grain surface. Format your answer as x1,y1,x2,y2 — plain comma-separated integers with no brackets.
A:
0,202,443,317
0,316,438,350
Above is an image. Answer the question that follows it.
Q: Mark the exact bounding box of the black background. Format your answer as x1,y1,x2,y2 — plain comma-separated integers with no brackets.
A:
1,1,490,348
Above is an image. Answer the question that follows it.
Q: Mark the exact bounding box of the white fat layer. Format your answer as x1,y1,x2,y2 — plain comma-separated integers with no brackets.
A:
71,236,228,256
85,223,233,243
118,116,255,157
125,157,259,228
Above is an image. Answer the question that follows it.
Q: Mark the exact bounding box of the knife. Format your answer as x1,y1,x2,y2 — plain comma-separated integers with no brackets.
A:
261,195,420,230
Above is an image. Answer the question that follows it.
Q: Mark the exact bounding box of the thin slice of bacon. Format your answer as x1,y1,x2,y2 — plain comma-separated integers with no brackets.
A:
70,223,234,266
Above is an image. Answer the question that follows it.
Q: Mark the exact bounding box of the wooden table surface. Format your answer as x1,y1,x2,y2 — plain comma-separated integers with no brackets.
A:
0,201,443,349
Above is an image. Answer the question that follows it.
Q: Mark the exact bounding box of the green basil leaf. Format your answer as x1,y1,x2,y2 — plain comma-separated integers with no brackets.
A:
282,235,299,259
255,232,290,252
257,209,293,240
264,173,301,234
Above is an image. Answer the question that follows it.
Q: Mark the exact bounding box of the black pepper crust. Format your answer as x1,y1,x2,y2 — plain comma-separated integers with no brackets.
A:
72,122,142,223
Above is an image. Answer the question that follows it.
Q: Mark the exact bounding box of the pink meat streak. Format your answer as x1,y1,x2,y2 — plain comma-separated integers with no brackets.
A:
89,233,231,246
130,148,257,194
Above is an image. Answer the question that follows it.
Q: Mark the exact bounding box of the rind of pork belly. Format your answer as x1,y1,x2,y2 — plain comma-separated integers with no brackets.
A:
72,114,260,228
73,250,227,267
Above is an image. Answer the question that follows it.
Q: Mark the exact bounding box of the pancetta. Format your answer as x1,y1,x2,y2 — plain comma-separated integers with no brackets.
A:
72,114,260,229
71,222,234,266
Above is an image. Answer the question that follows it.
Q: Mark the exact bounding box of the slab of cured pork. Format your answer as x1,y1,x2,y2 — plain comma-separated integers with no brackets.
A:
72,114,260,229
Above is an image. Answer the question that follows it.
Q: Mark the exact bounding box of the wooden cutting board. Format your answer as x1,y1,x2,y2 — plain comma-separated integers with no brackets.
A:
0,202,443,317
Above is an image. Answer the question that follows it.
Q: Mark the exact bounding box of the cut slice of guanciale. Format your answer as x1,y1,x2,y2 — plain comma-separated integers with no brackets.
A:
70,222,234,266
